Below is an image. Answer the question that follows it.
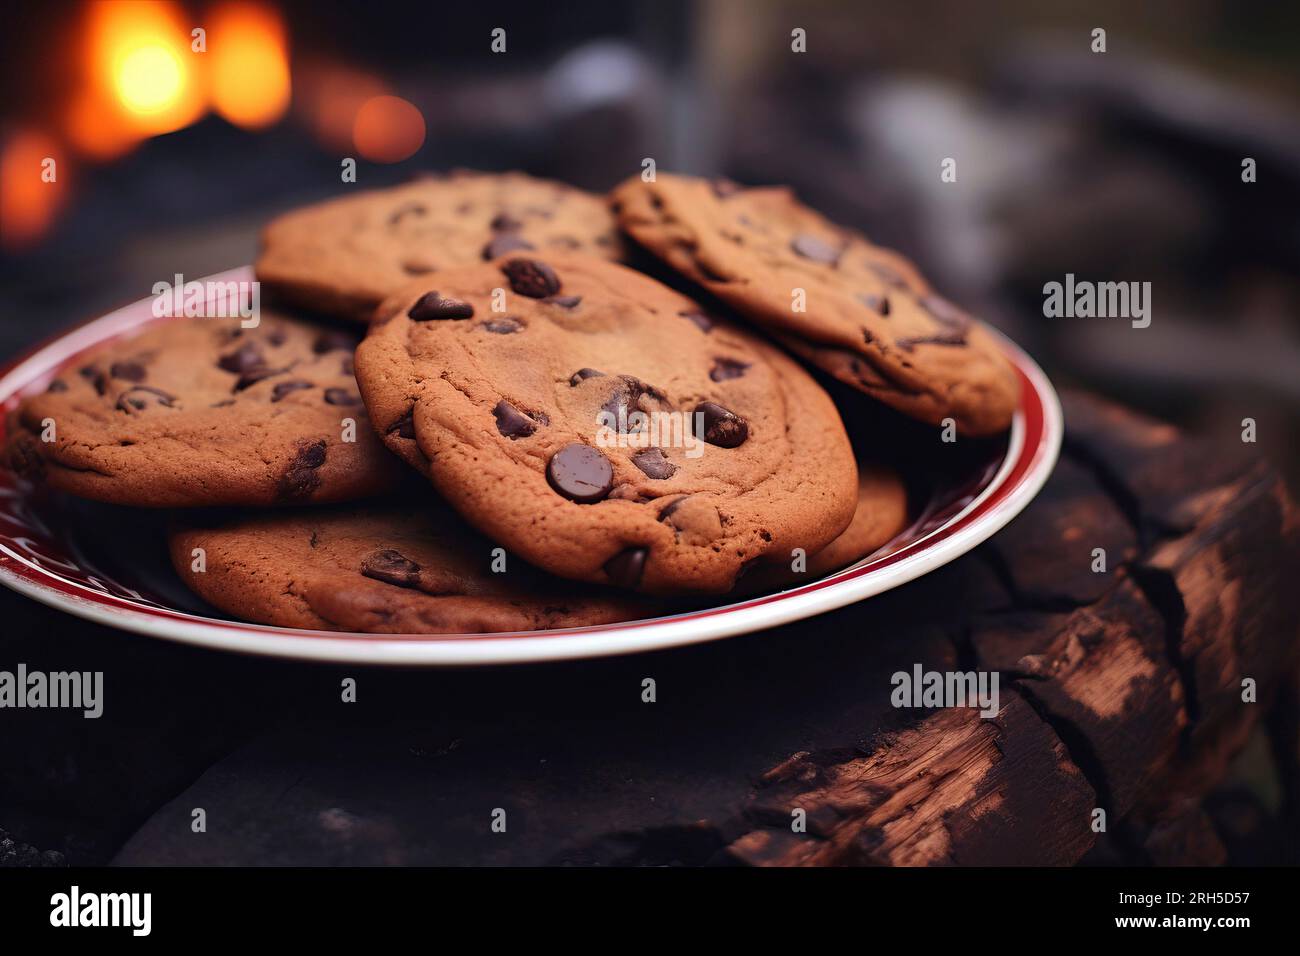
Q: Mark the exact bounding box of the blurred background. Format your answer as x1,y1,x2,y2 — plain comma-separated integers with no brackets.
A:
1,0,1298,485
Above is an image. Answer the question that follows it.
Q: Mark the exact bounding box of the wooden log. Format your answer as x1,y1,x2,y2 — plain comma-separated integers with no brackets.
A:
28,392,1296,866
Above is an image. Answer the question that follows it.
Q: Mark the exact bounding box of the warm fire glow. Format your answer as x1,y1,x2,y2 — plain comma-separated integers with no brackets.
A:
0,131,68,250
208,2,291,129
353,95,426,164
115,41,186,113
295,62,388,153
65,1,205,156
64,89,138,161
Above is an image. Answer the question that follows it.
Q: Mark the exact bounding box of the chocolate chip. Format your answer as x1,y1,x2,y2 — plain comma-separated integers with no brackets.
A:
46,379,68,393
114,386,177,413
361,549,422,587
218,342,264,374
658,496,688,521
492,400,539,439
401,258,437,276
631,447,677,479
896,331,968,352
388,202,426,226
388,411,415,439
277,439,326,500
695,257,731,282
234,366,289,392
408,291,474,321
679,310,715,332
545,295,582,308
271,380,314,401
603,547,648,588
791,234,841,265
695,401,749,448
711,178,741,198
601,376,664,432
569,368,605,385
501,258,560,298
709,358,749,382
312,331,355,354
481,316,523,334
324,388,361,405
489,212,523,232
920,294,972,331
265,326,287,347
79,365,108,395
482,234,535,260
110,361,146,382
546,443,613,503
857,292,890,316
869,262,907,288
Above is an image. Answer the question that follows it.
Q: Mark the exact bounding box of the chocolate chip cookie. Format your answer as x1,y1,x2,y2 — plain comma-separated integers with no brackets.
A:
170,503,654,633
740,464,909,592
354,254,858,594
256,170,624,320
611,173,1019,436
6,314,401,507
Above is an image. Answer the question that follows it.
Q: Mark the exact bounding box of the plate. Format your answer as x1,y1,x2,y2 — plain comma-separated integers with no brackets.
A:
0,268,1061,665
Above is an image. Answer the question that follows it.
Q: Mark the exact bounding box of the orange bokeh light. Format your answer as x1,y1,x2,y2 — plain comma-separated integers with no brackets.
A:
0,131,68,249
296,63,388,154
65,1,205,157
353,95,426,163
208,2,291,129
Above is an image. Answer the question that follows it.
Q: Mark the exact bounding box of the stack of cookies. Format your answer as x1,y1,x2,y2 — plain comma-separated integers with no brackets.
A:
5,170,1018,634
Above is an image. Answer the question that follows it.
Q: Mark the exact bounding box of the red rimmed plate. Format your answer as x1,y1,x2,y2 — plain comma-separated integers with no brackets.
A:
0,268,1061,665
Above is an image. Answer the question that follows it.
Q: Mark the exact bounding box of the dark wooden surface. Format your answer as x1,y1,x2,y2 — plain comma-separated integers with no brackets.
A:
1,391,1297,866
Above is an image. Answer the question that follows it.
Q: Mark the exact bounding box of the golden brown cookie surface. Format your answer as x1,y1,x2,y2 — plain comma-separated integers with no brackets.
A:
612,173,1019,436
256,170,624,320
354,254,858,595
170,503,656,633
7,313,400,507
741,464,909,593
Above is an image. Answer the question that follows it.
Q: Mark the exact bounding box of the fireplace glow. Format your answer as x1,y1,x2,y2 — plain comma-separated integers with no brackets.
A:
0,131,67,249
64,1,204,157
115,42,186,114
208,2,291,130
353,95,426,164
